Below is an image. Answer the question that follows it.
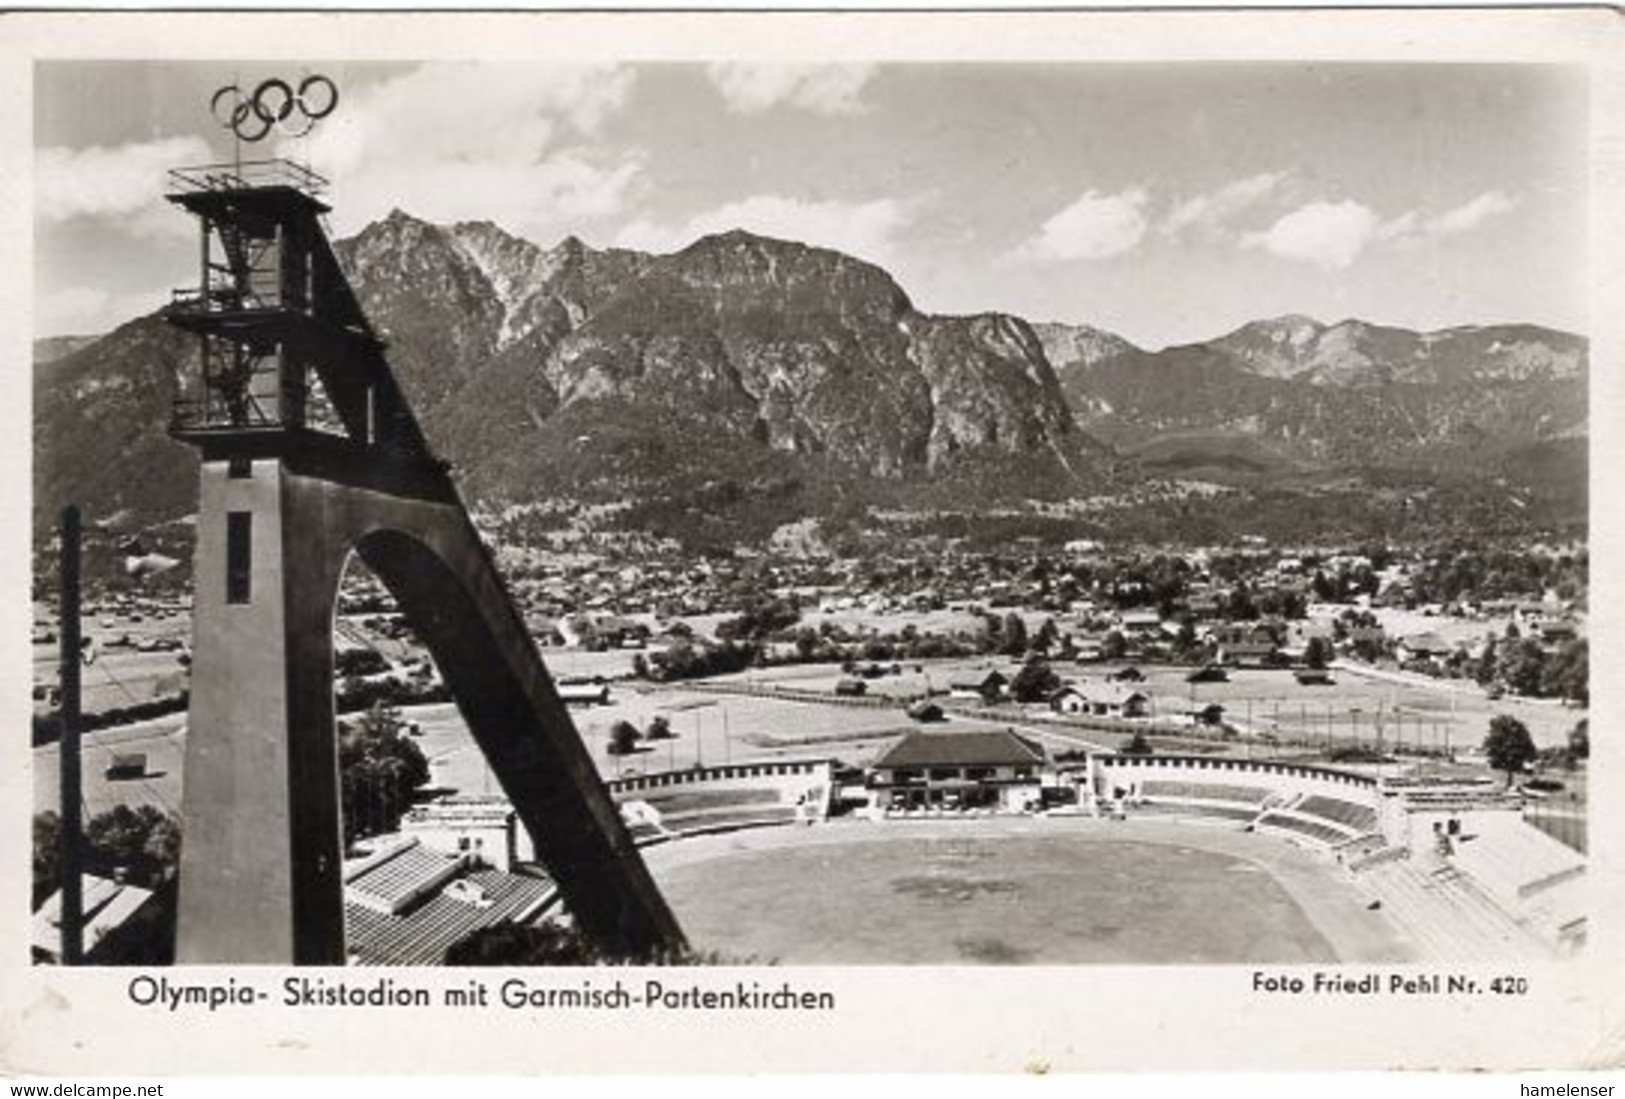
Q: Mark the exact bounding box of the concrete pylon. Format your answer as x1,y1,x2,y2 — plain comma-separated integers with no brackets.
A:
175,438,685,963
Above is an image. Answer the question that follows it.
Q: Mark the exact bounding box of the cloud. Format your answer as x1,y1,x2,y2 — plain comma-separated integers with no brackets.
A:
37,285,169,336
706,64,875,116
1426,190,1517,237
1012,189,1150,263
1162,172,1289,240
615,194,914,266
1244,200,1384,270
300,63,643,239
36,135,211,237
1248,190,1520,269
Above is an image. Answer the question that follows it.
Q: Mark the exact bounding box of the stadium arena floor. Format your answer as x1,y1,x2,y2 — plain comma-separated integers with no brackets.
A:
641,816,1416,965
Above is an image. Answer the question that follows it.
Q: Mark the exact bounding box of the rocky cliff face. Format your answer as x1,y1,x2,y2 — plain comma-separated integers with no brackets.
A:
37,213,1098,533
335,216,1090,494
33,208,1587,547
1032,321,1140,374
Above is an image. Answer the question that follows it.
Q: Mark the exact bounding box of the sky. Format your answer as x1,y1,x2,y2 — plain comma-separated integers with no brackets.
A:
34,61,1588,348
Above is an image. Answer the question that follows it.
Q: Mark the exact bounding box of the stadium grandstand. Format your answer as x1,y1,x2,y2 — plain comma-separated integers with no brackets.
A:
606,759,833,838
1075,749,1584,957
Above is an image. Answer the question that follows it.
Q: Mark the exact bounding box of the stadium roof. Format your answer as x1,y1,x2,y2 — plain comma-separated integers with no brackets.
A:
346,839,463,915
872,729,1047,770
346,868,557,966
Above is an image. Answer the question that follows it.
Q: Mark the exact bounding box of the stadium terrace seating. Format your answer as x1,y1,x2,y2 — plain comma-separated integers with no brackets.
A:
1254,812,1349,847
629,786,804,836
1359,859,1550,963
346,868,556,966
1138,781,1272,806
1336,833,1388,857
664,805,800,835
1294,795,1378,833
625,821,667,843
610,759,831,838
644,787,780,816
1449,822,1585,903
1130,801,1263,824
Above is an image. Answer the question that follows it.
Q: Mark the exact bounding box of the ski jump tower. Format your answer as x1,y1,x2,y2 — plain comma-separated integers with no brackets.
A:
164,91,684,964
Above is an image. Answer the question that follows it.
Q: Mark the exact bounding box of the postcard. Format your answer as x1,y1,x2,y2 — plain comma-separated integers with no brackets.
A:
2,7,1620,1075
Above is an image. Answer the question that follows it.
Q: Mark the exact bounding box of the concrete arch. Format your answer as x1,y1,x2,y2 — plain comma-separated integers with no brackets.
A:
176,445,683,963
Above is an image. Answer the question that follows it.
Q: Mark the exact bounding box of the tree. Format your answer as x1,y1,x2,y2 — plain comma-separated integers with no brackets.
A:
334,648,390,678
339,701,431,841
444,920,605,965
716,597,800,642
1122,731,1154,756
1474,634,1499,687
1010,659,1062,704
999,612,1029,658
1032,617,1059,655
1484,714,1537,787
1542,639,1588,705
1100,629,1128,661
82,804,182,888
1304,636,1333,670
977,612,1002,654
644,715,674,741
442,919,740,966
607,720,641,756
793,627,819,661
1173,618,1199,659
33,812,62,908
35,806,186,905
1568,719,1589,764
1497,638,1547,696
1226,584,1258,621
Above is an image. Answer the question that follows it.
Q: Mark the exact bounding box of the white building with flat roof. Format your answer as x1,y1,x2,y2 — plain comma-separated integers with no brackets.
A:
401,795,536,872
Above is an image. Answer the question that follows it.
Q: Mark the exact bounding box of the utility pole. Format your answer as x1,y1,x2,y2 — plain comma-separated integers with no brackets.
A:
58,505,84,966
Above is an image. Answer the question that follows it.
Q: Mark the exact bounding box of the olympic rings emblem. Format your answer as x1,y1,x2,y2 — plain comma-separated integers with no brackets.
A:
211,75,339,143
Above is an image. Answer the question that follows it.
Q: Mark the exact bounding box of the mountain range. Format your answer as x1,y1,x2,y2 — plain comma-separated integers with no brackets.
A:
1039,314,1586,495
33,212,1587,555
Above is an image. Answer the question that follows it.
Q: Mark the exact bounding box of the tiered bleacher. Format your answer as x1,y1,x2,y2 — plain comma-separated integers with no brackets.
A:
1442,817,1586,948
1294,795,1378,833
608,760,831,837
1138,780,1271,806
1131,800,1263,823
1253,812,1351,847
1108,756,1387,842
624,820,667,843
1250,792,1383,849
1449,821,1584,904
1359,858,1550,963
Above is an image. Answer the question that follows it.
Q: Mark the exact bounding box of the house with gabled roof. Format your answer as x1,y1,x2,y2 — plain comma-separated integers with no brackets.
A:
868,729,1050,811
947,669,1008,702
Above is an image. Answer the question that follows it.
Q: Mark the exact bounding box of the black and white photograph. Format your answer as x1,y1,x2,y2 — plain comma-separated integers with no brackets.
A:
5,8,1622,1076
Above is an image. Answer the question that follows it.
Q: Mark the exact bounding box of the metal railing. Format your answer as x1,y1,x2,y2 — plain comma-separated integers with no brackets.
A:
168,283,283,317
166,157,329,199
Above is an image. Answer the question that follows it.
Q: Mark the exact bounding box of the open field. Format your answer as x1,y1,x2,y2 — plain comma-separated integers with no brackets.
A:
33,713,186,820
407,685,1015,797
32,641,189,717
643,816,1414,964
709,657,1585,751
32,598,1582,833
